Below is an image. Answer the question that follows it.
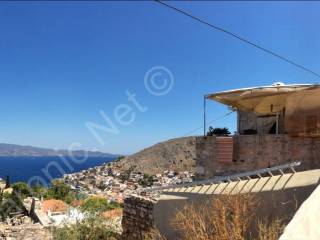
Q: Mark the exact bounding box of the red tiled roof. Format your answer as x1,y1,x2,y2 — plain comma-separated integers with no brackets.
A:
42,199,68,213
102,208,123,219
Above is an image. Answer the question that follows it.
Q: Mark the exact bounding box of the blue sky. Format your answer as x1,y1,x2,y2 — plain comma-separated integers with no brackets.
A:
0,1,319,154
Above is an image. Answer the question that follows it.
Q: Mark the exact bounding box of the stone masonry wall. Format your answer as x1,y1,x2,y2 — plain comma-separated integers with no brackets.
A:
195,136,216,179
195,134,320,178
121,195,157,240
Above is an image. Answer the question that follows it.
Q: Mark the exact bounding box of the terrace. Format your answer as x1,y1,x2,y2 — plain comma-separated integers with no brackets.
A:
196,82,320,178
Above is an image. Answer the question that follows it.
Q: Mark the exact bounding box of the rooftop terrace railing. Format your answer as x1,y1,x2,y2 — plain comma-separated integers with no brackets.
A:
142,161,301,193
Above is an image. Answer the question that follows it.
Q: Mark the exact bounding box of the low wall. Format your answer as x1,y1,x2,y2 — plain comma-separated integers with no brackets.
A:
155,170,320,239
122,170,320,239
121,195,157,240
195,134,320,178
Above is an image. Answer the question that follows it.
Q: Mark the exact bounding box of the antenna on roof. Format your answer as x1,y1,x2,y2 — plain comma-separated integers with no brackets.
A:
203,95,207,136
272,82,285,86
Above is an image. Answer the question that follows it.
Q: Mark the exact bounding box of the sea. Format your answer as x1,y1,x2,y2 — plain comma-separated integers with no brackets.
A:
0,156,115,186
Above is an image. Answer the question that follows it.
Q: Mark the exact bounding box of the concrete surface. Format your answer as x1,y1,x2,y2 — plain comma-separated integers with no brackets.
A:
280,184,320,240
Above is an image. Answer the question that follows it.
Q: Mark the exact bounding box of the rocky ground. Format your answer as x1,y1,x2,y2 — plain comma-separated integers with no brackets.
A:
0,223,52,240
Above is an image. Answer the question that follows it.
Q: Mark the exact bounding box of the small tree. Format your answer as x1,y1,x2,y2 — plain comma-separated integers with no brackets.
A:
31,184,47,199
5,176,10,189
45,180,76,204
80,197,121,214
12,182,32,199
138,174,155,188
207,127,231,136
119,166,135,182
114,155,125,162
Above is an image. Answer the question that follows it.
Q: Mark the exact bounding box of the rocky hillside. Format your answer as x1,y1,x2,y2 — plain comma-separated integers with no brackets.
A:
114,137,197,175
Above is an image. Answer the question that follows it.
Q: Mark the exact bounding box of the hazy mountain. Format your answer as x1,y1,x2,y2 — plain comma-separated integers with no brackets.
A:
0,143,118,158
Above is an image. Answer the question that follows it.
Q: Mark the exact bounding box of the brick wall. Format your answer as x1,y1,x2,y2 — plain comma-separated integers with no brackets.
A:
195,134,320,178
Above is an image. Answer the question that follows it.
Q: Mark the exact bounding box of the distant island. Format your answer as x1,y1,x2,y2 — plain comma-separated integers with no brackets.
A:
0,143,118,158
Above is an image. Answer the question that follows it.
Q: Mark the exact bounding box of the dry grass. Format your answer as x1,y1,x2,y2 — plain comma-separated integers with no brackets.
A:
145,229,167,240
171,194,286,240
257,218,285,240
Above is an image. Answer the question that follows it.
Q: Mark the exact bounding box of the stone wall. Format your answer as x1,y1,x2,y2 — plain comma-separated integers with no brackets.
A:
195,134,320,178
121,195,157,240
195,136,216,178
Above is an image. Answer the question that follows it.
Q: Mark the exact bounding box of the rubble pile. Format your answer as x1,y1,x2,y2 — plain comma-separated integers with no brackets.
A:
0,223,52,240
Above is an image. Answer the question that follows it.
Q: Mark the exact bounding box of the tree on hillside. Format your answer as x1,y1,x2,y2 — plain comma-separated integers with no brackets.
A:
45,180,76,204
119,166,135,182
31,184,47,199
12,182,32,199
207,127,231,136
138,174,155,187
5,176,10,189
80,197,121,214
114,155,125,162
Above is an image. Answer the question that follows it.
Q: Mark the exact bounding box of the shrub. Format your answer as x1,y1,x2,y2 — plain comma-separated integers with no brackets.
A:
30,184,47,199
114,155,125,162
119,166,135,182
45,180,76,204
80,197,121,214
138,174,155,187
12,182,32,199
207,127,231,136
257,218,285,240
53,215,119,240
0,191,25,221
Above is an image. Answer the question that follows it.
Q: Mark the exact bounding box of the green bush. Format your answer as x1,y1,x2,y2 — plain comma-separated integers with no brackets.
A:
30,184,47,199
114,155,125,162
80,197,121,214
45,180,76,204
207,127,231,136
119,166,135,182
138,174,155,187
0,191,25,221
53,215,119,240
12,182,32,199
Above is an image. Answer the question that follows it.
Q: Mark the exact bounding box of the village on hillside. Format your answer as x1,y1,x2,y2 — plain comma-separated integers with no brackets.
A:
63,161,194,202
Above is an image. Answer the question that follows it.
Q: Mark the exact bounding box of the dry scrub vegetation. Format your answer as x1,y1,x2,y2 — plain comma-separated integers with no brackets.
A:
171,194,286,240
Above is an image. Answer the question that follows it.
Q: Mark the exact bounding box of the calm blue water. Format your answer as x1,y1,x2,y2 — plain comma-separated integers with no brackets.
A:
0,156,115,185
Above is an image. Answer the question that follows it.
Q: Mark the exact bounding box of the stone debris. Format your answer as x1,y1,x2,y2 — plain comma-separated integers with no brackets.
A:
0,224,52,240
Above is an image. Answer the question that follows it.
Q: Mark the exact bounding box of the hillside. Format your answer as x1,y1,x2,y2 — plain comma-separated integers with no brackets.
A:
0,143,117,157
114,137,197,174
